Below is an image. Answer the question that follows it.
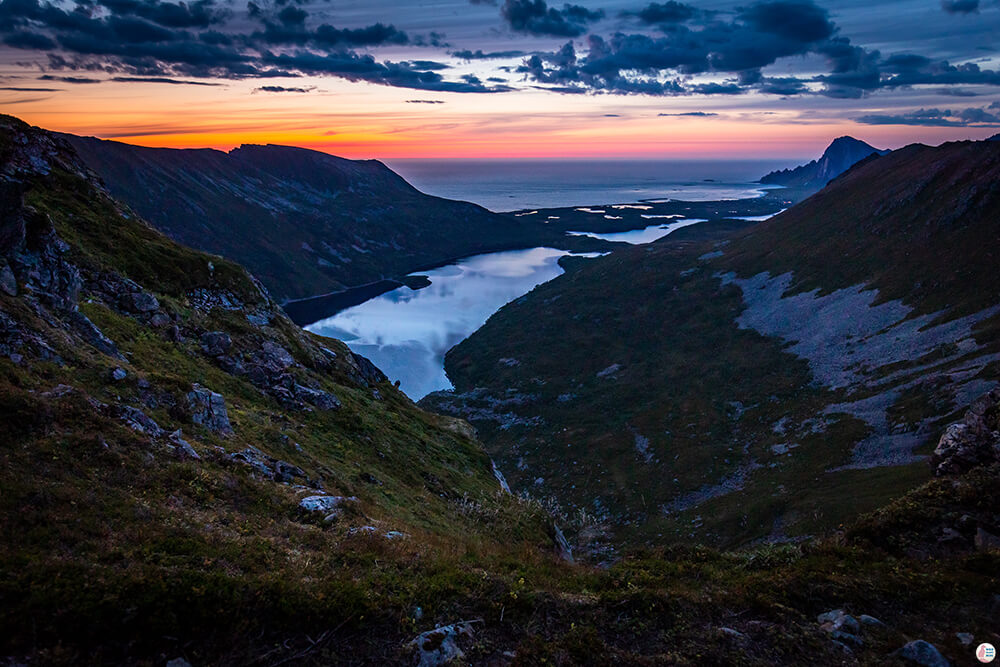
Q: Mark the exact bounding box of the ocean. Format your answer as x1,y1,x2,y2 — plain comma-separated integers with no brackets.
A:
384,159,798,212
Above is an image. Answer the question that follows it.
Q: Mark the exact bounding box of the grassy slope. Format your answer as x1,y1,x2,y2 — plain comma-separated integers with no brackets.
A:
431,140,1000,551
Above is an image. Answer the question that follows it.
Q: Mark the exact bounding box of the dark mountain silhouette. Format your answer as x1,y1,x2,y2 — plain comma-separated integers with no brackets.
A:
761,136,889,189
64,135,561,302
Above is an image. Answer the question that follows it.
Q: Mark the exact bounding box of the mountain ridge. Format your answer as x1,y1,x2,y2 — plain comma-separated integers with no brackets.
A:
761,136,889,189
63,133,565,302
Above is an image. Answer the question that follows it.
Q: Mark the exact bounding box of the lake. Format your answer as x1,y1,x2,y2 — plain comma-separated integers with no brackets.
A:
305,247,590,399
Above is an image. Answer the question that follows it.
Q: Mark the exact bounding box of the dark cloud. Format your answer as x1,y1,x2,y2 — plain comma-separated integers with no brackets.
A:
856,105,1000,126
941,0,978,14
0,0,494,93
262,50,511,92
501,0,604,37
97,0,226,28
452,48,526,60
4,30,57,49
658,111,716,116
938,87,978,96
0,85,62,90
517,1,838,96
112,75,222,84
516,0,1000,99
405,99,444,103
38,73,101,83
626,1,696,25
252,84,313,92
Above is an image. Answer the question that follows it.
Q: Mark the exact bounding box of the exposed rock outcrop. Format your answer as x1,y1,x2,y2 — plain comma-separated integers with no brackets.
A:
186,384,234,435
407,621,477,667
932,387,1000,476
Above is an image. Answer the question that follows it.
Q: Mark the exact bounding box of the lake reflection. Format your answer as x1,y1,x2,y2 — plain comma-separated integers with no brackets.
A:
305,247,582,400
565,218,707,244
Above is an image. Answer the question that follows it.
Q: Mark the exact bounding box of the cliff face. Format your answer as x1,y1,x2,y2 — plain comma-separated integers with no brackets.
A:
64,134,558,302
761,136,888,189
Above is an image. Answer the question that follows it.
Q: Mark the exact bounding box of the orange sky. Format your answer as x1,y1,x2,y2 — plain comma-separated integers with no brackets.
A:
4,76,998,159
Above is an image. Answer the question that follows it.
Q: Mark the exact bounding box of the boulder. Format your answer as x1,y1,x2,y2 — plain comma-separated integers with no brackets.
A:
228,446,304,483
274,460,305,483
229,446,274,477
407,622,476,667
259,341,295,371
932,388,1000,476
120,406,164,438
293,383,341,410
299,495,358,518
186,384,233,435
119,291,159,313
169,429,200,460
148,312,171,328
200,331,232,357
893,640,949,667
110,367,127,382
818,609,861,634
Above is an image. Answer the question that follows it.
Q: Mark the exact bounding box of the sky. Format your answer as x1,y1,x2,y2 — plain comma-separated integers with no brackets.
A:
1,0,999,158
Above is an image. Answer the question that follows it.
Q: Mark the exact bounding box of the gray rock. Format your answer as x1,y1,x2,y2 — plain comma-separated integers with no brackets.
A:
932,387,1000,476
120,406,164,437
200,331,231,357
186,384,233,435
0,263,16,296
229,446,273,477
294,384,341,410
169,429,200,460
345,351,387,388
67,311,121,358
818,609,861,635
859,614,885,627
384,530,407,540
119,291,159,313
893,640,950,667
719,627,746,639
165,659,192,667
274,460,305,483
408,621,476,667
148,312,171,327
110,367,127,382
596,363,622,378
246,312,270,326
299,495,358,515
832,630,863,647
260,341,295,370
955,632,974,646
